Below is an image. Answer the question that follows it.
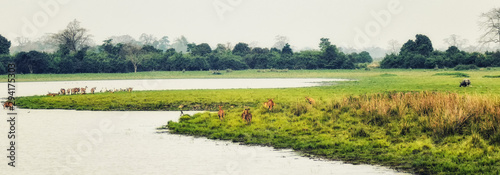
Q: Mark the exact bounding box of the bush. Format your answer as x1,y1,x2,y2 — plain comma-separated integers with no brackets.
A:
453,64,478,70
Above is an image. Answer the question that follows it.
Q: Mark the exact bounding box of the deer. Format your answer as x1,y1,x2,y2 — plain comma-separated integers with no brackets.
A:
3,101,13,109
218,105,225,121
263,99,275,111
305,96,315,105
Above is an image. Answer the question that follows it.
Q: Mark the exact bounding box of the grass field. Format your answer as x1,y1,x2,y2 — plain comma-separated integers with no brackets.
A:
14,68,500,174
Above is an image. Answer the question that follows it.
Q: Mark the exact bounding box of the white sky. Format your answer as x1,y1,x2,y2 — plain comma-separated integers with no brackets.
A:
1,0,499,50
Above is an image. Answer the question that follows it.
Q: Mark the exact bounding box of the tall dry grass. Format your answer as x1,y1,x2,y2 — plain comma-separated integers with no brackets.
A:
337,92,500,138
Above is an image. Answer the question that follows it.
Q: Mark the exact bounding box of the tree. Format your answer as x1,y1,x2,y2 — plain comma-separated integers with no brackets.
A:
281,43,293,57
319,38,331,51
387,40,401,54
14,51,50,74
232,42,250,57
108,35,136,44
444,34,468,49
0,34,11,55
171,36,189,52
272,35,289,50
139,33,157,46
415,34,433,56
51,19,93,52
191,43,212,56
479,8,500,45
157,36,170,51
358,51,373,63
121,44,144,73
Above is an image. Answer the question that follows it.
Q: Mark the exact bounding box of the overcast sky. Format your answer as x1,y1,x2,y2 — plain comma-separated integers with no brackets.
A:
1,0,499,51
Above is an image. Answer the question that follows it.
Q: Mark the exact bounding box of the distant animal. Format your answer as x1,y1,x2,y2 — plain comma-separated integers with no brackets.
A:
263,99,275,110
127,87,133,92
90,87,96,94
217,106,225,120
243,108,252,123
60,88,66,95
459,79,471,87
71,88,80,95
3,101,13,109
305,96,315,105
241,108,248,120
47,92,59,97
81,86,88,94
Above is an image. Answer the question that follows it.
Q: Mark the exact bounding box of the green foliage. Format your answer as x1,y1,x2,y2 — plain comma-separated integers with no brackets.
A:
381,34,500,69
454,64,479,70
0,34,11,55
484,75,500,78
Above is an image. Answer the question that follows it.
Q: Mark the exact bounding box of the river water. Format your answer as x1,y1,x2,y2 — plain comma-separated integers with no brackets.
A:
0,79,408,175
1,78,347,97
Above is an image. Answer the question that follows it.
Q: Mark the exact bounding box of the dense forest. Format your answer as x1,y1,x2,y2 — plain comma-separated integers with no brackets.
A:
380,34,500,69
0,32,372,74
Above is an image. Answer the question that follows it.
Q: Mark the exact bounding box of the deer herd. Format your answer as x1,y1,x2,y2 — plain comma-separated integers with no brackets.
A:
46,87,133,96
216,97,314,124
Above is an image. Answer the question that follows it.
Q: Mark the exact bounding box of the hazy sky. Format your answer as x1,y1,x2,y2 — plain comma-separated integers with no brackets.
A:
1,0,499,50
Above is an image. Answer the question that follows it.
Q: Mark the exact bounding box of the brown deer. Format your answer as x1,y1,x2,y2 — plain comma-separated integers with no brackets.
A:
263,99,275,111
90,87,96,94
217,106,225,120
47,92,59,97
3,101,13,109
127,87,133,92
80,86,88,94
60,88,66,95
243,108,252,124
305,96,315,105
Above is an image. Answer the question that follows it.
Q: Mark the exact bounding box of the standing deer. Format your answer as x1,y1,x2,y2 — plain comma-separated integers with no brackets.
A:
218,106,225,120
263,99,275,111
241,108,252,124
305,96,315,105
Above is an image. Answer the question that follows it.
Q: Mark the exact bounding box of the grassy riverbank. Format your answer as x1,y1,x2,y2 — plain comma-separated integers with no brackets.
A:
15,68,500,174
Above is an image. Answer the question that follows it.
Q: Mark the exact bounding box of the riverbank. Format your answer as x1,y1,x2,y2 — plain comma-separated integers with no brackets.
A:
165,92,500,174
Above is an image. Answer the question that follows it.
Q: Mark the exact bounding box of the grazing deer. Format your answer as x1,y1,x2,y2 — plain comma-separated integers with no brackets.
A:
71,88,80,95
47,92,59,97
305,96,315,105
90,87,96,94
263,99,275,111
218,106,225,120
3,101,13,109
60,88,66,95
81,86,88,94
127,87,133,92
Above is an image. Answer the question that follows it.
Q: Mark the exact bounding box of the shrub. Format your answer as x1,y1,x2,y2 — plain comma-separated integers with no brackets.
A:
453,64,478,70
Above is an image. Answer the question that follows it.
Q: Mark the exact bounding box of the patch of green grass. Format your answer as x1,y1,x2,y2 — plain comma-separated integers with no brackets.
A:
433,72,470,78
380,73,397,77
484,75,500,78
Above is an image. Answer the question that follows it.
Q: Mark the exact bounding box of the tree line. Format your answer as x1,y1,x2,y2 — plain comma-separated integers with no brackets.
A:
0,28,372,74
380,34,500,69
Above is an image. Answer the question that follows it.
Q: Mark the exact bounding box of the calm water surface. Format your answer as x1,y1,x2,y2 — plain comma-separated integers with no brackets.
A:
1,78,348,97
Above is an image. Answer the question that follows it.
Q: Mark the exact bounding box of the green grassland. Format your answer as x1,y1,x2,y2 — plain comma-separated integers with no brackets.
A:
14,68,500,174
